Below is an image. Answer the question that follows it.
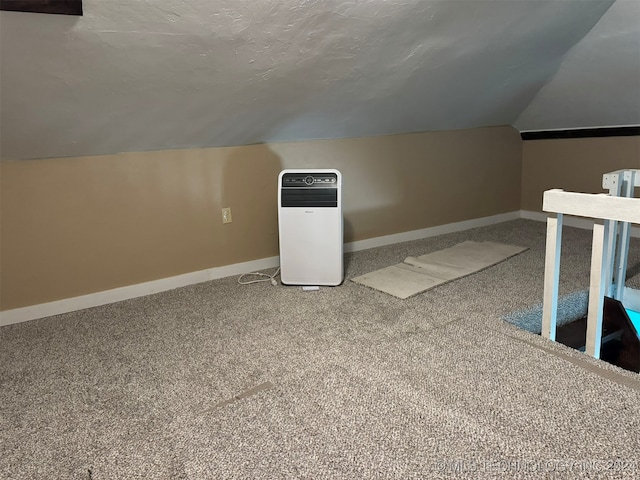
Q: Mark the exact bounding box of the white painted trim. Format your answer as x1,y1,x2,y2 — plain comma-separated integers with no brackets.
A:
0,256,280,327
0,210,521,326
520,210,640,237
585,220,610,359
541,213,563,342
344,210,521,253
543,190,640,224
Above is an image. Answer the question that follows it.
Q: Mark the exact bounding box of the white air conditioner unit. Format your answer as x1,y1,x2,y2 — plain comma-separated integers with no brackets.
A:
278,169,343,286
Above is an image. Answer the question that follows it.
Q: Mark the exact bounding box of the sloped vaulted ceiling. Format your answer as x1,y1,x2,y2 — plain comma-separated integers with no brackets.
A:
516,0,640,131
0,0,636,160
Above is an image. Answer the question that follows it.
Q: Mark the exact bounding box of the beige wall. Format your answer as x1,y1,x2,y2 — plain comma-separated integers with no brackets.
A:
1,126,522,310
521,135,640,211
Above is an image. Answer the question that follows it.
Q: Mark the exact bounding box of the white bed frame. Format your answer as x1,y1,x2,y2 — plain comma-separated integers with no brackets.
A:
541,169,640,359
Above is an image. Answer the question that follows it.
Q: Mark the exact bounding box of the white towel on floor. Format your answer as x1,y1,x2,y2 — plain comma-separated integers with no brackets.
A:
351,241,528,299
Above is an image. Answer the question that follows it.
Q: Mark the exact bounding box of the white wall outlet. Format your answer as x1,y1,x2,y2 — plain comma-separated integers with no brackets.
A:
222,207,232,224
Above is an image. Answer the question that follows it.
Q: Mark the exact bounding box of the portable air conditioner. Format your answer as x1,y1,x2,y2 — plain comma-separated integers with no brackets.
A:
278,169,343,286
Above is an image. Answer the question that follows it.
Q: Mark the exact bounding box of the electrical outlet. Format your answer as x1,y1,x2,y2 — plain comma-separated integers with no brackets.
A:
222,207,232,224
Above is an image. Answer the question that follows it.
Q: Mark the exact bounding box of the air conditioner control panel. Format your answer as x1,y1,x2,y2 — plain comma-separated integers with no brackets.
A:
281,173,338,188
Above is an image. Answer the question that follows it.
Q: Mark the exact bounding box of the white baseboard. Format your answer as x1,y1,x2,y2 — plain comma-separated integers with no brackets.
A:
0,256,278,327
520,210,640,237
344,210,521,252
0,209,520,326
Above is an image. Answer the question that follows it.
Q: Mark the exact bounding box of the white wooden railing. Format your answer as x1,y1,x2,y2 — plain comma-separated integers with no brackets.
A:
541,169,640,359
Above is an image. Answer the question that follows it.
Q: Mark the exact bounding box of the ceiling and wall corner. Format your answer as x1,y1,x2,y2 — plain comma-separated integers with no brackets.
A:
0,0,636,161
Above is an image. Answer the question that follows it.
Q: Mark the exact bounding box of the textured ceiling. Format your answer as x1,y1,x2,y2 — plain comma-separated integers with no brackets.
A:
516,0,640,131
0,0,637,160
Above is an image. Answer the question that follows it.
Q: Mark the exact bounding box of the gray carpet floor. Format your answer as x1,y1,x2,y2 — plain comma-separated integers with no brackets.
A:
1,219,639,479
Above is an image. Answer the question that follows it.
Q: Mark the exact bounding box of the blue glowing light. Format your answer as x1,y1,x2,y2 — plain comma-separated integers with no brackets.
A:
625,309,640,339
